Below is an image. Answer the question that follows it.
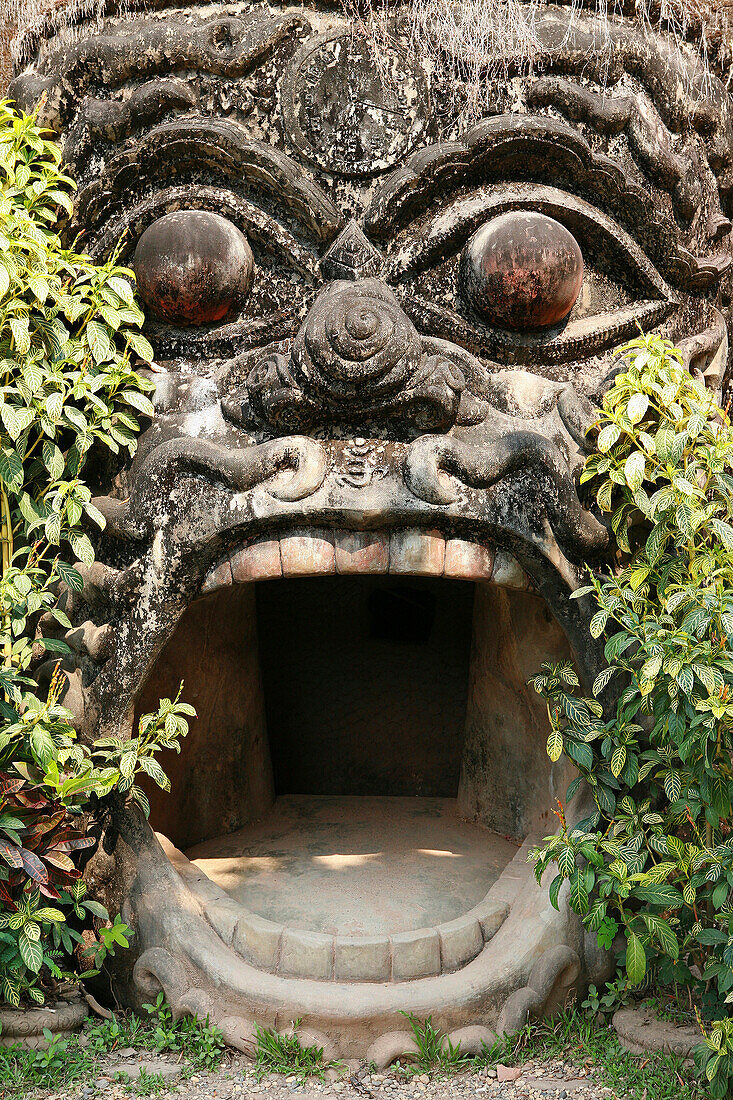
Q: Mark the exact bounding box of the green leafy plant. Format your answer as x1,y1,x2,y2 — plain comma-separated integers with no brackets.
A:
0,98,192,1008
141,992,225,1071
695,1015,733,1098
91,689,195,817
580,976,633,1021
529,332,733,1096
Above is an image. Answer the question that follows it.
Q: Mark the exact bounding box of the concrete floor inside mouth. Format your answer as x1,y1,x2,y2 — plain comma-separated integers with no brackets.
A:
185,796,519,937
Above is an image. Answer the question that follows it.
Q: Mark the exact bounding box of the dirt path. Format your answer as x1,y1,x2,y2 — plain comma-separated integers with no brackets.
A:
49,1052,620,1100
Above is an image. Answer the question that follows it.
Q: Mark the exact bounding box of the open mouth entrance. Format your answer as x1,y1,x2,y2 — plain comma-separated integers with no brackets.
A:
136,534,575,982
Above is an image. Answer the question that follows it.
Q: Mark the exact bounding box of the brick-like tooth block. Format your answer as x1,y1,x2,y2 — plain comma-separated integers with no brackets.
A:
204,898,241,947
233,912,282,969
439,916,483,972
477,901,510,942
279,927,333,980
443,540,494,581
389,529,445,575
280,529,335,576
334,935,391,981
335,530,389,574
391,928,441,981
200,557,232,593
231,539,282,582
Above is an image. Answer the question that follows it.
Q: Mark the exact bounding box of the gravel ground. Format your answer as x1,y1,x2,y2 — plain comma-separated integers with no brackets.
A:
42,1051,621,1100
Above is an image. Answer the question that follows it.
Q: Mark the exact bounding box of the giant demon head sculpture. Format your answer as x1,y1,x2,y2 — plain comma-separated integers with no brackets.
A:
8,0,733,1060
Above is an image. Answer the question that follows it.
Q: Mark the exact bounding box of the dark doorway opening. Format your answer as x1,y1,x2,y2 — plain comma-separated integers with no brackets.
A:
256,575,475,798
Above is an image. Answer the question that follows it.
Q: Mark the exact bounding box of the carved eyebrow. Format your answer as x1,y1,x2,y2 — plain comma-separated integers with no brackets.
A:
533,9,722,134
365,116,730,291
74,115,343,248
527,77,700,221
10,10,309,131
79,79,199,144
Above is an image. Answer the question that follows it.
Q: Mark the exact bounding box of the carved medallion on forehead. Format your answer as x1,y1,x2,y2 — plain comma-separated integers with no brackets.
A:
281,30,430,177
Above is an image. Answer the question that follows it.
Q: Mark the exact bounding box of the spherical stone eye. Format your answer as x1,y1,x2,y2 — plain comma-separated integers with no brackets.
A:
460,211,584,330
134,210,254,326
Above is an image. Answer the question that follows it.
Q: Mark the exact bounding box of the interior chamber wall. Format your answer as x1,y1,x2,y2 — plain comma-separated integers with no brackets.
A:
256,576,474,798
136,573,574,850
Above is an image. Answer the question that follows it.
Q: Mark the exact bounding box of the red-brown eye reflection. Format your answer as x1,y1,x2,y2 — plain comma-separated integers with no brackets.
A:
460,211,584,330
134,211,254,326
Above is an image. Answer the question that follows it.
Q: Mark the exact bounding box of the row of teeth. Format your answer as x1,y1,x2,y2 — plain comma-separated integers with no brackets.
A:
200,528,533,593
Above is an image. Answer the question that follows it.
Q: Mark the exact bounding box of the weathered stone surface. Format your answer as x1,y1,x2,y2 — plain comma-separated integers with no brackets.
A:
0,995,89,1050
491,549,531,589
115,1060,183,1082
497,1065,522,1083
366,1031,421,1070
442,1025,496,1057
475,900,510,942
280,529,335,576
334,530,389,574
204,898,241,946
200,557,232,593
19,0,733,1061
233,912,282,970
438,915,483,972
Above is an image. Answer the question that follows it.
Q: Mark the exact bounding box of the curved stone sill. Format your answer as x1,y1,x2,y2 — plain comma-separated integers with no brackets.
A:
158,831,534,983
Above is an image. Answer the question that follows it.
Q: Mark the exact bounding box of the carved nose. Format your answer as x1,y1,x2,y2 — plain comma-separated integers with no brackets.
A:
297,278,422,388
346,306,380,341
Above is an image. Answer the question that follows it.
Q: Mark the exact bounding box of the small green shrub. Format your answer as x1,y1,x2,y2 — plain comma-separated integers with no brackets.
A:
529,333,733,1097
141,992,225,1071
0,98,192,1006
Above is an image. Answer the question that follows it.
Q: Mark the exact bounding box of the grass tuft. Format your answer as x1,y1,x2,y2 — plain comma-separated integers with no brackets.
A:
0,993,225,1098
253,1019,345,1083
399,1012,471,1075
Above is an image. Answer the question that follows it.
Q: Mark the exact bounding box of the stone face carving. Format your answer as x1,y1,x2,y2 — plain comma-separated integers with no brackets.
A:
8,0,731,1059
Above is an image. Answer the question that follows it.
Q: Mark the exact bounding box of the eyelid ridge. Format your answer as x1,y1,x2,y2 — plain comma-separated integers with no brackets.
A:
385,183,676,306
